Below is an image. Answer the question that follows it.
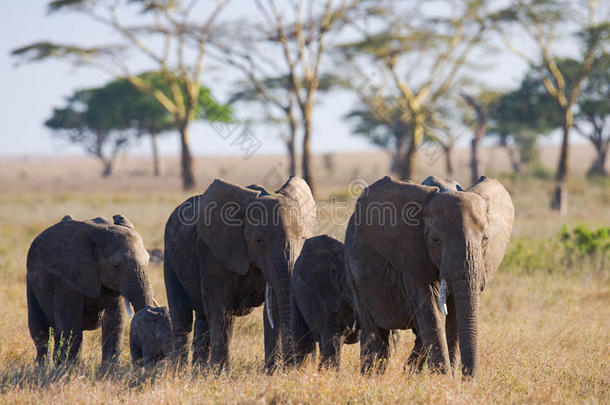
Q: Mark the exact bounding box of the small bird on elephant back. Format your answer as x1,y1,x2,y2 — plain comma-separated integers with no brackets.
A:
345,175,514,377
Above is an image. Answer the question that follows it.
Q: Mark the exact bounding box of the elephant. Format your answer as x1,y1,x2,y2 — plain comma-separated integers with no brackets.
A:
26,214,155,366
291,235,359,369
130,306,172,367
345,175,514,377
163,176,315,372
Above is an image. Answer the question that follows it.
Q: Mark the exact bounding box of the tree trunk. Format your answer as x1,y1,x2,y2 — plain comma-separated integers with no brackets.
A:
179,123,196,190
286,139,296,177
470,129,485,185
587,137,608,177
301,102,315,196
397,143,416,180
400,119,424,181
551,109,572,213
462,94,488,185
287,111,298,177
101,159,113,177
443,145,454,176
150,132,161,177
504,144,522,173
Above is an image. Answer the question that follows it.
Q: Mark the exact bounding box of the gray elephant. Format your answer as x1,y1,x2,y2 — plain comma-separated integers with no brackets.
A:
345,175,513,377
130,306,172,367
26,214,155,365
164,177,315,372
291,235,359,369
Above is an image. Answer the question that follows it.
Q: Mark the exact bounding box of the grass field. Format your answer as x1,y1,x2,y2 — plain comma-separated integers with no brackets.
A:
0,146,608,404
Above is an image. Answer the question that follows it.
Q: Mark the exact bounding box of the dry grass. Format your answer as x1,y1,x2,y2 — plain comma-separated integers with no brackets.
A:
0,148,608,404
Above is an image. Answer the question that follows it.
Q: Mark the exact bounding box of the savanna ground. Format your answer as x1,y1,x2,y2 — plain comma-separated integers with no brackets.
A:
0,144,608,404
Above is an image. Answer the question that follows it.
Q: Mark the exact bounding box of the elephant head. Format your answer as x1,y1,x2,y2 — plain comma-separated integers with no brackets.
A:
130,306,173,366
354,175,513,376
39,215,154,311
196,176,315,358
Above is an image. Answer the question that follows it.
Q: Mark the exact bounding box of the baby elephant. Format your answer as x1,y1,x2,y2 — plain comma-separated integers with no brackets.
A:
130,306,172,367
291,235,359,369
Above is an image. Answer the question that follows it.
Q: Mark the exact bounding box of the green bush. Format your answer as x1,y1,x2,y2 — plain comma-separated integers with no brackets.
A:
502,225,609,275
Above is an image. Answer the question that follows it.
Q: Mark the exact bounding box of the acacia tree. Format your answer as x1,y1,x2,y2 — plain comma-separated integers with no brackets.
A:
12,0,231,190
240,0,355,196
345,95,458,178
461,93,490,185
102,72,230,177
493,0,610,212
487,75,557,173
228,75,301,177
576,54,610,176
45,89,132,177
340,0,493,180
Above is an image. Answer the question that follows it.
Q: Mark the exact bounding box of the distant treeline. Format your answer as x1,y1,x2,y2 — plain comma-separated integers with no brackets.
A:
11,0,610,213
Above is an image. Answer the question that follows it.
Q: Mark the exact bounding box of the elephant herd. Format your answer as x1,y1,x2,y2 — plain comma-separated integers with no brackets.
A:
26,174,514,378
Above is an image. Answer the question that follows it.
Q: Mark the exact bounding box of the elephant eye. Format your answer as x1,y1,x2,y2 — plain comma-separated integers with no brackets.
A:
481,235,488,247
256,238,264,247
431,237,441,245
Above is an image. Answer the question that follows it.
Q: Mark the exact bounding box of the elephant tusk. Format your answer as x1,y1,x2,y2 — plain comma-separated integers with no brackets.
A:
152,297,160,307
265,283,275,329
351,320,357,332
123,297,134,318
439,278,448,316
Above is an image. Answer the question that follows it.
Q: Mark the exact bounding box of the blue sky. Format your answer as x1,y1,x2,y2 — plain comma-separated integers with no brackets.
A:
0,1,548,158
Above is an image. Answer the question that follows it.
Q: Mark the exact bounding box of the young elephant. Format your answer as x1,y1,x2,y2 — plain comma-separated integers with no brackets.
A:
291,235,359,369
26,215,155,366
130,306,173,367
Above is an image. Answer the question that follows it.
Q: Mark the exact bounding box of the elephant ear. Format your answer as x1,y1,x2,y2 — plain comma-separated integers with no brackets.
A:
39,220,102,298
196,179,260,275
276,176,316,238
354,176,437,269
468,176,514,285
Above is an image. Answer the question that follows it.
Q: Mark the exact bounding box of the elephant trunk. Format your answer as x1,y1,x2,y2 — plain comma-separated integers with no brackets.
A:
447,244,482,377
453,279,480,377
123,264,154,312
268,247,298,365
274,275,294,363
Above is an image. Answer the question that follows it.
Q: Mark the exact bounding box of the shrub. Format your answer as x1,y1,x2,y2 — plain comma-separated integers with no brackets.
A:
502,225,610,275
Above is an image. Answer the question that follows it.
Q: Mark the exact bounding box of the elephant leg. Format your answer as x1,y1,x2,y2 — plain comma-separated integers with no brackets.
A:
53,287,84,364
192,313,210,368
130,335,143,367
412,287,450,374
27,285,49,366
445,295,460,375
319,331,341,370
263,298,280,373
101,296,125,365
208,308,235,374
291,297,314,368
360,326,390,374
406,331,424,373
164,263,193,367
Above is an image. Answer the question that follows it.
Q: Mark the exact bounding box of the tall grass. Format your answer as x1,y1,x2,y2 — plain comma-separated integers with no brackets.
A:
0,176,607,403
